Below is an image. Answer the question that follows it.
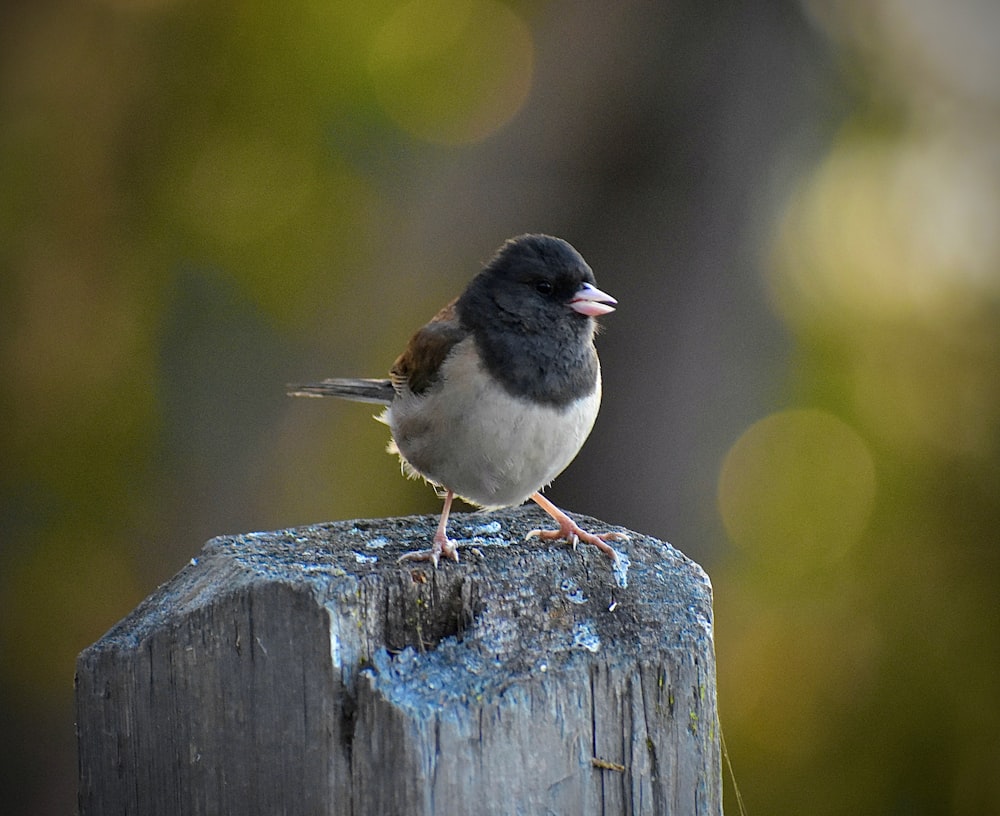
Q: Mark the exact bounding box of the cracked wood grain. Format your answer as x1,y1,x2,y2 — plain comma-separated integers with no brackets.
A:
76,505,721,815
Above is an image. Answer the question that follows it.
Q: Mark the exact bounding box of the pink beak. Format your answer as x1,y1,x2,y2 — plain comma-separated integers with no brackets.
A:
570,282,617,317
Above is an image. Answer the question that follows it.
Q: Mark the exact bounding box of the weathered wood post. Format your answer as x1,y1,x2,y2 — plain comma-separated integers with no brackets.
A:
76,506,721,815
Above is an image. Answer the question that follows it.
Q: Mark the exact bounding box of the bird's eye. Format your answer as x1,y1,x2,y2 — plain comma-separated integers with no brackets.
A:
535,280,554,296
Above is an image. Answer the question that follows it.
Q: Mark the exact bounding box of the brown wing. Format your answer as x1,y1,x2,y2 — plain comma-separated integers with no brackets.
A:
390,299,468,395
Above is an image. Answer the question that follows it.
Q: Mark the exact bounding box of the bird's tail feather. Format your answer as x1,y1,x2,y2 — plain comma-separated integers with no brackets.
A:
287,378,395,405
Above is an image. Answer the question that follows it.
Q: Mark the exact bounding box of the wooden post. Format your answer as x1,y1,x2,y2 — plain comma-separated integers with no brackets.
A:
76,506,721,815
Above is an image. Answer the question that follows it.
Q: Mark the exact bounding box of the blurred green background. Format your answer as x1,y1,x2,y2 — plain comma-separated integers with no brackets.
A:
2,1,999,813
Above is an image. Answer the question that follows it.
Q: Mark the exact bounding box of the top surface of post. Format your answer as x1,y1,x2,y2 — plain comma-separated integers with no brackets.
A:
88,505,714,685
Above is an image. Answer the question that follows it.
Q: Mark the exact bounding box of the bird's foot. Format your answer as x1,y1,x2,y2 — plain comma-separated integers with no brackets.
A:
397,532,460,568
526,517,629,562
398,489,459,567
528,491,629,563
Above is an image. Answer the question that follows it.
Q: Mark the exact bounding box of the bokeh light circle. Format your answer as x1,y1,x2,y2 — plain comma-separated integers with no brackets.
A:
718,409,876,561
368,0,534,145
770,135,1000,327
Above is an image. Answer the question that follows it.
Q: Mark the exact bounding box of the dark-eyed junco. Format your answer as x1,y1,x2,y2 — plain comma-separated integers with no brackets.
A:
290,234,626,566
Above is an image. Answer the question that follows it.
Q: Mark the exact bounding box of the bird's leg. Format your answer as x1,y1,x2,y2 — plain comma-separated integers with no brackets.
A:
398,490,460,567
526,491,628,562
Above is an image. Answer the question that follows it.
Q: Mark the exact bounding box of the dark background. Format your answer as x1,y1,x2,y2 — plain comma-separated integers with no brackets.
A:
2,1,999,813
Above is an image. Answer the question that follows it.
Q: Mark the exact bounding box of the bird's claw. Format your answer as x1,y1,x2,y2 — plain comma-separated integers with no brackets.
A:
526,524,628,562
397,538,460,568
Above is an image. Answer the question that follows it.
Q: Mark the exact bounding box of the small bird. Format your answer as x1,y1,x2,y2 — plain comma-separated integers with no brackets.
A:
290,234,626,566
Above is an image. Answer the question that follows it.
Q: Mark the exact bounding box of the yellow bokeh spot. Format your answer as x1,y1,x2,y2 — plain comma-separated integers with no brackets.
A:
770,134,1000,328
186,132,320,247
718,410,876,561
368,0,534,145
769,131,1000,460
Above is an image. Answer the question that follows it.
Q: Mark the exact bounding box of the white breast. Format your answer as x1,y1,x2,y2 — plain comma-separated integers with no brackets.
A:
383,338,601,509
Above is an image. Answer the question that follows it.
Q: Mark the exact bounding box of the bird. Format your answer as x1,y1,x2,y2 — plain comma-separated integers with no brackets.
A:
289,234,626,567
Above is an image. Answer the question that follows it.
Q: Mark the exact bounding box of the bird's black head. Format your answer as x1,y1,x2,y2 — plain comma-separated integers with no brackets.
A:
457,234,616,406
459,234,614,332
